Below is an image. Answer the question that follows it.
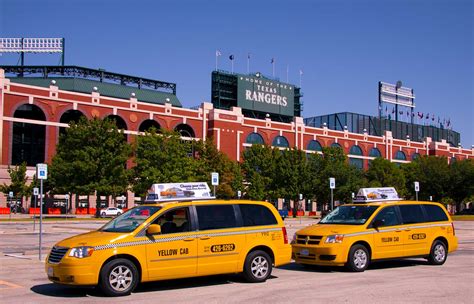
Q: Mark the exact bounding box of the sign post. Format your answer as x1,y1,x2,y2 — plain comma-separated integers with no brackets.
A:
329,178,335,211
8,191,13,220
211,172,219,197
37,163,48,261
65,194,70,219
414,181,420,201
33,187,39,231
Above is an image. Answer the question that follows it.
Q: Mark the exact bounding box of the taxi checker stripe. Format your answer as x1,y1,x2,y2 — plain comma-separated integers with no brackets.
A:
94,227,281,251
345,223,453,238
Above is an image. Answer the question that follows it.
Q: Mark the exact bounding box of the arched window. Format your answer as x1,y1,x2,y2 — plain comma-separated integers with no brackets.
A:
307,140,322,152
245,133,264,145
412,153,421,160
331,142,342,149
12,104,46,165
272,136,289,148
369,148,382,158
394,151,406,161
106,115,127,130
139,120,161,132
349,145,363,155
349,145,363,169
59,110,85,135
174,124,195,138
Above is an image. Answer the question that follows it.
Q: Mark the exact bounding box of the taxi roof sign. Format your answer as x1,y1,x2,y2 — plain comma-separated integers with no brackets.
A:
145,182,214,203
353,187,401,203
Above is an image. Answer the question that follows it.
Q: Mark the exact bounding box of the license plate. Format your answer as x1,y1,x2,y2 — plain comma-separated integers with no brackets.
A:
47,267,53,277
300,249,309,256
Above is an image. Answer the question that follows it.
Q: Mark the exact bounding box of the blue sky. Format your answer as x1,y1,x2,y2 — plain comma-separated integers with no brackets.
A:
1,0,472,146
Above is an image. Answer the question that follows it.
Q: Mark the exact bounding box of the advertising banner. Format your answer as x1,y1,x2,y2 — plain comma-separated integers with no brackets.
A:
145,182,213,202
353,187,400,202
237,75,295,116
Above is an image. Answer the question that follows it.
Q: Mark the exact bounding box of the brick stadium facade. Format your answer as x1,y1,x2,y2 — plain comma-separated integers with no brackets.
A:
0,68,472,213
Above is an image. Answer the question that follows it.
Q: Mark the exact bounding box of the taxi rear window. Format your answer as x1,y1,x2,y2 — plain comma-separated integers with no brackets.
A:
239,204,277,226
424,205,449,222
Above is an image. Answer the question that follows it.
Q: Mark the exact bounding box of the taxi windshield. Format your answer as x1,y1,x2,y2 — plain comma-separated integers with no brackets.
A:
100,206,161,233
320,205,379,225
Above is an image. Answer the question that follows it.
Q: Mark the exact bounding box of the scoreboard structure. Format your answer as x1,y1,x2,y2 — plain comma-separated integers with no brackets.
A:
211,70,302,122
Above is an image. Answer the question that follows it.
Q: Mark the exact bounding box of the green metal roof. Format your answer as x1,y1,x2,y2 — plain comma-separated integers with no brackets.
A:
9,77,182,107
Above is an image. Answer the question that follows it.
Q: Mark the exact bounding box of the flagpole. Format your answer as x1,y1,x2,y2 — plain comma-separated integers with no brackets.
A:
286,65,289,83
247,53,250,74
272,58,275,78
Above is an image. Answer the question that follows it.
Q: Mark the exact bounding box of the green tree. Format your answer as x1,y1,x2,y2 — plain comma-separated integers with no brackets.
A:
448,159,474,210
0,162,31,208
366,157,407,198
50,117,132,215
193,138,243,199
402,156,451,202
241,144,274,200
132,129,196,198
309,147,365,207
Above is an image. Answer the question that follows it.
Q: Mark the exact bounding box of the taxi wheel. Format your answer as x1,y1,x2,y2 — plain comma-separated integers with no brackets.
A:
243,250,272,283
99,258,139,297
428,240,447,265
347,244,370,272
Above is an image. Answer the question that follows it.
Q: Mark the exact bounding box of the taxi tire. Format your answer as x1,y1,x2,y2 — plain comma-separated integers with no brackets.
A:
346,244,370,272
243,250,272,283
427,240,447,265
99,258,139,297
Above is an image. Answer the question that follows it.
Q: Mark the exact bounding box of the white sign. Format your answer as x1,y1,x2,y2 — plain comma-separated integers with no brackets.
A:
329,178,336,189
237,190,241,198
414,181,420,192
145,182,214,202
211,172,219,186
8,191,13,198
65,194,70,200
354,187,400,202
299,193,303,200
33,188,39,196
36,163,48,180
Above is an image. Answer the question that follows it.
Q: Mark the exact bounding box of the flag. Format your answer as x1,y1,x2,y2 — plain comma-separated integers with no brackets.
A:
432,116,435,121
399,110,403,115
426,113,429,119
271,58,275,64
247,53,251,59
385,106,388,114
299,69,303,75
216,50,221,56
229,54,234,60
407,111,409,117
392,108,395,114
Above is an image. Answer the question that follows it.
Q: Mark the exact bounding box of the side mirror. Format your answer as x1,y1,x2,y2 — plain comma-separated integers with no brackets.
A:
147,224,161,235
372,219,384,229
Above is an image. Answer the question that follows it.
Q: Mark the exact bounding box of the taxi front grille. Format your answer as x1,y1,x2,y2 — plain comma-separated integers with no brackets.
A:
296,235,323,245
48,246,69,264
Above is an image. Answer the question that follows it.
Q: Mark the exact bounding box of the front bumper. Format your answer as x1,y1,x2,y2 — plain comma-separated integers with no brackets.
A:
292,244,347,266
45,259,99,286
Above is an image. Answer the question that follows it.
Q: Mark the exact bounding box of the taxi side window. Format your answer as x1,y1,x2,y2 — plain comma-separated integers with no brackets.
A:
239,204,277,226
152,207,190,234
372,206,401,227
424,205,449,222
399,205,425,224
196,205,237,230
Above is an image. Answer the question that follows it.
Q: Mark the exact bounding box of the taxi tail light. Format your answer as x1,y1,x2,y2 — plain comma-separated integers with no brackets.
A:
282,227,288,244
452,222,455,236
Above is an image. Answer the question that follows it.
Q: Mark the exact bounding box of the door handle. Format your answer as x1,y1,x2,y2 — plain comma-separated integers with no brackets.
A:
405,229,411,232
200,236,210,240
395,230,402,232
183,238,195,242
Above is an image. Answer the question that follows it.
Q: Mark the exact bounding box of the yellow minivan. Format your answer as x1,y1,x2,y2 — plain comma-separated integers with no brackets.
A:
292,187,458,272
46,189,291,296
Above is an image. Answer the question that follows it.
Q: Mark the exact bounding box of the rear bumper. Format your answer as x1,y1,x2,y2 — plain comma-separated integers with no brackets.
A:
274,245,292,267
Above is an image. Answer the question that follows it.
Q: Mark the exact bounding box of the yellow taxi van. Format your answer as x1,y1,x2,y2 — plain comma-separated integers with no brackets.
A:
45,182,291,296
292,187,458,272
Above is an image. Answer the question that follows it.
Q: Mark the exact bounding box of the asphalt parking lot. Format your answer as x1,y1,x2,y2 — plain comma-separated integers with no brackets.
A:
0,217,473,303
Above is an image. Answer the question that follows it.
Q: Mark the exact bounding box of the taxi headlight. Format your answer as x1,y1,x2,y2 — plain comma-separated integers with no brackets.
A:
69,246,94,258
325,235,344,244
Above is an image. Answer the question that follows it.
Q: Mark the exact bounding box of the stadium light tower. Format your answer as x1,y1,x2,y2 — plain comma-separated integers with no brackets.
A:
0,38,65,66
